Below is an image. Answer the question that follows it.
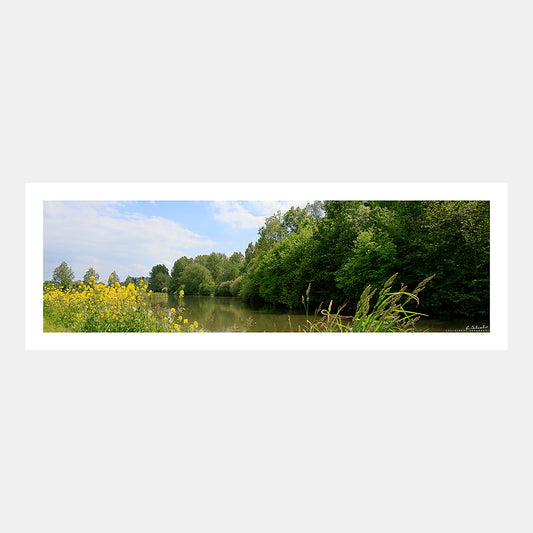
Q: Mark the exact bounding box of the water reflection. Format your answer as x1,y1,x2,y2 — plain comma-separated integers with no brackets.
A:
164,295,309,332
157,295,489,333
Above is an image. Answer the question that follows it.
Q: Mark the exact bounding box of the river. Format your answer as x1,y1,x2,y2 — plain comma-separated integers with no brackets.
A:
152,295,489,333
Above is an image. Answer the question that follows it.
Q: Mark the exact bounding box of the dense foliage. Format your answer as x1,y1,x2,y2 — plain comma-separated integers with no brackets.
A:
239,201,489,318
168,252,245,296
147,264,171,292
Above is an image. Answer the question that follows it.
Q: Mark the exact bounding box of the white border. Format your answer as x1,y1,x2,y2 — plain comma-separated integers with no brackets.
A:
26,182,508,350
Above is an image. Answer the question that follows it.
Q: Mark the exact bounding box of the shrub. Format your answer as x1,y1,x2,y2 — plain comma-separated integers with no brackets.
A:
229,276,242,296
181,263,213,295
43,280,203,332
199,280,215,296
215,280,233,296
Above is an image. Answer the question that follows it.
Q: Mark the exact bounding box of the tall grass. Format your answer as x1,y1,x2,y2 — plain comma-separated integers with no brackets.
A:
302,273,435,332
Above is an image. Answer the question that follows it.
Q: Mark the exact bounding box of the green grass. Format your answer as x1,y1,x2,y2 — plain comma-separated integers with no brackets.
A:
43,315,74,332
145,292,168,303
301,273,435,332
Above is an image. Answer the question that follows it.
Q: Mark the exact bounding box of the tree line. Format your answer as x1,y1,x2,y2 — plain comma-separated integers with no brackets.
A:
46,263,145,291
47,251,246,297
146,251,245,296
238,200,489,318
48,200,490,318
141,200,490,317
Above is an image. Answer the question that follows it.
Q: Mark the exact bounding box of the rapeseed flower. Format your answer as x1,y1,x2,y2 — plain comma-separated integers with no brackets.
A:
43,280,203,333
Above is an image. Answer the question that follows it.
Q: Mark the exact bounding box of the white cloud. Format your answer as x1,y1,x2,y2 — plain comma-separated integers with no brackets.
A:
211,200,309,229
248,200,309,215
44,202,215,280
212,201,266,229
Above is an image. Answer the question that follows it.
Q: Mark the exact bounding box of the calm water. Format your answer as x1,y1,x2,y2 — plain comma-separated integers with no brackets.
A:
154,295,489,333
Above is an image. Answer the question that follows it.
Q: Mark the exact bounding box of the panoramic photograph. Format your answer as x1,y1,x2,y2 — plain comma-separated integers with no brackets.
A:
43,199,490,333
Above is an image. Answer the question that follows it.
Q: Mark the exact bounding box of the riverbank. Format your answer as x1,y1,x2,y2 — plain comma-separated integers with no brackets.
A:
145,292,168,304
159,294,490,333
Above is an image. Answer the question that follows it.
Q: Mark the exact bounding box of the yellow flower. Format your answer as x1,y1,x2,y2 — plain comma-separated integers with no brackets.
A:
183,318,188,324
179,290,184,298
193,321,198,328
170,308,176,313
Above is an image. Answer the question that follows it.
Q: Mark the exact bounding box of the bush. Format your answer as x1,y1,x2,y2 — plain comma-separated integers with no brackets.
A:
198,280,215,296
239,269,264,304
181,263,213,295
43,281,59,292
229,276,242,296
215,280,233,296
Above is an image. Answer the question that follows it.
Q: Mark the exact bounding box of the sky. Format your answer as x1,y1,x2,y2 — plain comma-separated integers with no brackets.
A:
43,200,309,282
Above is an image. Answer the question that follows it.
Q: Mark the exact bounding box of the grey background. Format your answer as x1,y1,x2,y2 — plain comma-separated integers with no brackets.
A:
3,2,531,532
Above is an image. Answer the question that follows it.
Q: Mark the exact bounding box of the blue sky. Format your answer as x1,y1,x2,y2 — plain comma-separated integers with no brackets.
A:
43,200,308,281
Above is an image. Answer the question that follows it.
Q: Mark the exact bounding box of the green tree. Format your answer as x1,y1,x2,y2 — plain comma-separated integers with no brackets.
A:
107,271,120,285
229,276,242,296
154,271,171,292
180,263,213,295
169,256,193,293
205,252,225,283
335,228,397,303
52,261,75,289
240,260,263,305
252,225,316,308
220,251,244,282
256,211,286,252
148,264,170,292
416,201,490,316
83,267,99,284
215,280,233,296
199,280,216,296
244,242,256,267
255,205,318,253
304,200,324,220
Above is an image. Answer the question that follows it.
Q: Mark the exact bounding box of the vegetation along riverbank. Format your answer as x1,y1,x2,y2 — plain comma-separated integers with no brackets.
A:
44,200,489,332
43,278,201,333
